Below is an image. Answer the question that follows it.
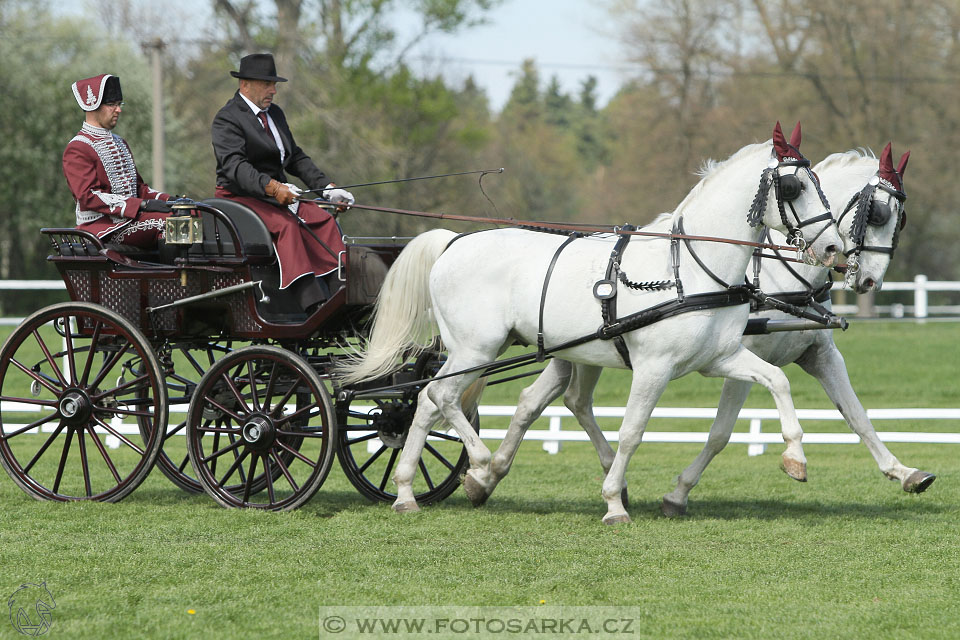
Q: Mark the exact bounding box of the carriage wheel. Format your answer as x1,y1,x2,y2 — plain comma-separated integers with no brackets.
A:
148,342,232,494
335,351,476,505
0,302,167,502
186,346,336,510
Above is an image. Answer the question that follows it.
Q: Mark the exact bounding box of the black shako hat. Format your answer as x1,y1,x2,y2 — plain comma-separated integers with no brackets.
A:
230,53,288,82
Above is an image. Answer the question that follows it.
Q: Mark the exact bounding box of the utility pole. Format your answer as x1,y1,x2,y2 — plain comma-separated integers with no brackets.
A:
144,38,166,191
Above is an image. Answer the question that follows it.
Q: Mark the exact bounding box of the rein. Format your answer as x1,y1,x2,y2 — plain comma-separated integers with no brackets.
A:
320,201,805,254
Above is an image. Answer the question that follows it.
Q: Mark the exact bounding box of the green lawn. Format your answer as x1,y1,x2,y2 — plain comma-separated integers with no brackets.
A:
0,320,957,638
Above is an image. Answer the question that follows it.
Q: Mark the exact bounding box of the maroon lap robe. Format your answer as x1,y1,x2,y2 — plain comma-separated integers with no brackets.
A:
214,186,344,289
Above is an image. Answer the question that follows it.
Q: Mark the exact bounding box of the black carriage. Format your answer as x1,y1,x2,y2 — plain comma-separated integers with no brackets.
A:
0,199,470,509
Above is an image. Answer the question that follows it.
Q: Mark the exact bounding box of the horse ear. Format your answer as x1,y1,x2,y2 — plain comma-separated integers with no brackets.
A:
879,142,894,174
772,121,788,158
898,151,910,176
789,122,802,148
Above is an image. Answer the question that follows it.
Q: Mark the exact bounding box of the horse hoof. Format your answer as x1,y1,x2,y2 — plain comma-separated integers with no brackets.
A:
462,474,490,507
904,470,936,494
621,487,630,510
603,513,632,525
780,457,807,482
660,497,687,518
392,500,420,513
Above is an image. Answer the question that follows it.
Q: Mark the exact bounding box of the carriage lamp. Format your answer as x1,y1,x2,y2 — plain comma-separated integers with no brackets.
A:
164,215,204,245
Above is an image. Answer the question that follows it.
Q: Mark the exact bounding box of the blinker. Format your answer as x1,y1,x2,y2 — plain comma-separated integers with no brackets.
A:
868,200,892,226
778,173,802,201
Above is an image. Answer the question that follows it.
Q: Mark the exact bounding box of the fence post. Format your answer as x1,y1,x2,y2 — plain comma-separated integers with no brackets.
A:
748,418,766,456
914,274,928,318
543,415,562,454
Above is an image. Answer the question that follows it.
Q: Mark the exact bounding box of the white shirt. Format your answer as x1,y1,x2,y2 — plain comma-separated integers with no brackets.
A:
239,92,286,163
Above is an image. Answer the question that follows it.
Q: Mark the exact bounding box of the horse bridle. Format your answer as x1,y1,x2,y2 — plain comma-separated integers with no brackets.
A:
748,157,836,263
835,174,907,276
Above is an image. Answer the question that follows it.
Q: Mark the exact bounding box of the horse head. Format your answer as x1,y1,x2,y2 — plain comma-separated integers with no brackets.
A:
825,143,910,293
748,122,842,267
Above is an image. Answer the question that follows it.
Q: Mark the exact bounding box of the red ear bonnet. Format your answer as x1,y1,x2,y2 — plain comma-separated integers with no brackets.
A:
878,142,907,191
772,121,805,162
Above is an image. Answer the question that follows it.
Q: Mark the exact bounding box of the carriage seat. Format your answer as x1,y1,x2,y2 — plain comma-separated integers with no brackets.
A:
192,198,274,260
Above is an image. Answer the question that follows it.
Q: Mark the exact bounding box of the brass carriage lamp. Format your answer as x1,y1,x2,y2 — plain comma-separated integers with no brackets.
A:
164,202,204,245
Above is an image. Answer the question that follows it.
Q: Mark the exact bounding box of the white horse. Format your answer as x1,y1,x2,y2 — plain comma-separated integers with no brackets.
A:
338,122,842,523
475,143,934,516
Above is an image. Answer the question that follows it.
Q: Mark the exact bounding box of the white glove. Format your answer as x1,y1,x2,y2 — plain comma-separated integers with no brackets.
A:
283,183,302,197
321,185,355,207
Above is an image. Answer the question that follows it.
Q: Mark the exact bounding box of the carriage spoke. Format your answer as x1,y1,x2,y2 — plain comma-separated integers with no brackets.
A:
378,448,399,491
2,411,61,440
357,444,388,474
276,427,326,439
91,374,152,402
165,419,187,440
92,416,145,455
417,456,436,491
63,316,78,386
428,430,462,443
23,423,66,474
200,436,243,463
262,361,278,414
79,320,103,386
275,402,319,426
32,329,69,388
424,441,457,472
85,425,122,484
8,358,61,396
220,369,252,415
87,342,132,391
270,450,299,493
264,454,276,504
241,454,259,504
95,405,154,419
77,430,92,497
276,439,316,468
52,429,75,494
217,448,250,487
270,374,301,418
245,360,261,412
343,431,379,446
197,394,244,424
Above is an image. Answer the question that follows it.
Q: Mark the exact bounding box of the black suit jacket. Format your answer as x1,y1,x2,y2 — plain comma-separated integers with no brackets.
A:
212,92,330,198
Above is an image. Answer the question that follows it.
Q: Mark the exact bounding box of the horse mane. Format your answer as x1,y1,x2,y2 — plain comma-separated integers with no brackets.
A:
814,148,876,173
672,140,772,218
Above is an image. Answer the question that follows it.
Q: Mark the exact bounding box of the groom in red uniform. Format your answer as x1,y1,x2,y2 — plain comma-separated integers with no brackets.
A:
62,74,171,248
211,53,353,312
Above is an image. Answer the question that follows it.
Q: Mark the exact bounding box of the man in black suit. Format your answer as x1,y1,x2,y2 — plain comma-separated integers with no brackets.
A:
212,53,354,312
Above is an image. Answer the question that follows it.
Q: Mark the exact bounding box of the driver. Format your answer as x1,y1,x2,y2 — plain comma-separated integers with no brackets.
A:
62,74,172,248
211,53,354,313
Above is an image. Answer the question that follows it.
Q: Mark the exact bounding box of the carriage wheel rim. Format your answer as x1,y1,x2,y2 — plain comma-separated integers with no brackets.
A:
0,303,167,502
185,346,335,510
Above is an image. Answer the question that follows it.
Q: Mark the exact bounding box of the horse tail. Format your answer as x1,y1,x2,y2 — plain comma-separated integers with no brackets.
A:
336,228,459,385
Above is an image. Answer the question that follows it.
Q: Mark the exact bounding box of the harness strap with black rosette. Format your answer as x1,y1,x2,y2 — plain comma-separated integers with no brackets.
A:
835,142,910,282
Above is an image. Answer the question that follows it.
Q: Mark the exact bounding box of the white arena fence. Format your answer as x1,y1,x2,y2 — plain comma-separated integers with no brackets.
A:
1,276,960,323
1,278,957,456
2,401,958,457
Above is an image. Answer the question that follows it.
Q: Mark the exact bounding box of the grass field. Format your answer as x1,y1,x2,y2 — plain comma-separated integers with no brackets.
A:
0,320,957,638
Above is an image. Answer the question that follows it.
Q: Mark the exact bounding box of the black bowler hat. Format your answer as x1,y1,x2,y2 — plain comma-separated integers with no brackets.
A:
230,53,288,82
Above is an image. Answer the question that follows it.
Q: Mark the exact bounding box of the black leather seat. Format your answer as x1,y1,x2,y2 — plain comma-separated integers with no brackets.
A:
194,198,273,259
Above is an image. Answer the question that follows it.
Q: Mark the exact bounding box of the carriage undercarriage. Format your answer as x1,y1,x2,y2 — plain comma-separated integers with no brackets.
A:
0,200,473,509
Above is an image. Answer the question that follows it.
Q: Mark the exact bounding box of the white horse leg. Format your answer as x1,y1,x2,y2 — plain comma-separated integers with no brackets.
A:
661,379,754,517
423,366,496,506
563,365,625,504
797,344,936,493
392,388,443,512
702,347,808,482
601,366,670,525
467,360,573,506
